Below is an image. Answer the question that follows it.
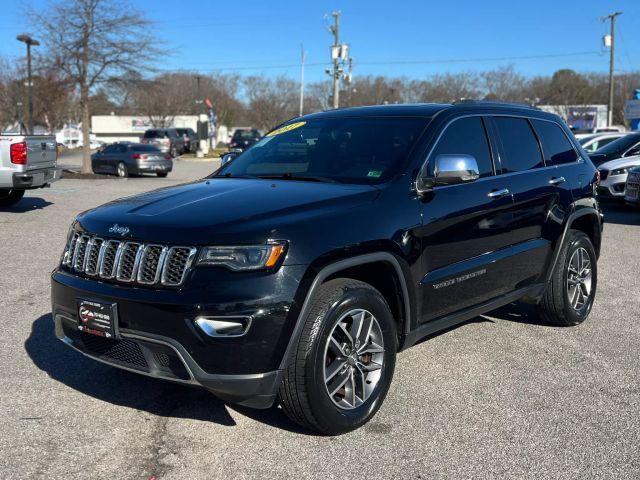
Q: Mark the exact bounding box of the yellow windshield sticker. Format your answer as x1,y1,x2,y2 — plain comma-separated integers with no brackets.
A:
266,121,306,137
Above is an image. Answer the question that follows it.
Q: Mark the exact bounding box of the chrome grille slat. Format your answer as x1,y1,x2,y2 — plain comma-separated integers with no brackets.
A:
84,237,104,275
162,247,197,286
116,242,143,282
99,240,122,279
73,235,91,271
137,245,167,284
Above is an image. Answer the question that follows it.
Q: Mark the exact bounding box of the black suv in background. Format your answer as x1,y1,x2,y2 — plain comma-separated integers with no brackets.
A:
229,128,261,150
51,103,602,435
175,128,198,153
141,128,185,157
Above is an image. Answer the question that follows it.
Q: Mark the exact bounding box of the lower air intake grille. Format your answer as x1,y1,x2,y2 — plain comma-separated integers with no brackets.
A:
78,332,149,370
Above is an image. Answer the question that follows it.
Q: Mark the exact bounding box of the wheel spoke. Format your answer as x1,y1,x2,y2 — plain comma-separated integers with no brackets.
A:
348,369,357,407
358,341,384,355
336,321,353,345
325,358,347,383
328,368,351,397
328,336,345,357
357,361,382,372
569,284,579,307
349,310,366,343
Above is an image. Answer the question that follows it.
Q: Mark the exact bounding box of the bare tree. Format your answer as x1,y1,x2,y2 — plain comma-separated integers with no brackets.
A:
480,65,527,102
31,0,158,172
243,75,298,131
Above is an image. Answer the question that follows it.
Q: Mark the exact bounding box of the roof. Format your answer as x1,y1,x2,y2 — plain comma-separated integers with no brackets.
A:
299,101,552,122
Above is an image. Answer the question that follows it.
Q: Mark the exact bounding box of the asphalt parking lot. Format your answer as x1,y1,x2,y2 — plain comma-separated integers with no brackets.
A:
1,158,639,479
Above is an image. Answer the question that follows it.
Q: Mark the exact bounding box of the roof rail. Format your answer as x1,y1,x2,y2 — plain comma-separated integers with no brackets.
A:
452,99,538,109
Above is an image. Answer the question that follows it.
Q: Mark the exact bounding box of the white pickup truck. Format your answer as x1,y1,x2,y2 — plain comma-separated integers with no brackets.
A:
0,134,61,206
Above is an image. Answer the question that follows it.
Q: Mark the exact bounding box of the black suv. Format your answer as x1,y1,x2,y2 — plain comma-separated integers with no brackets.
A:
51,103,603,435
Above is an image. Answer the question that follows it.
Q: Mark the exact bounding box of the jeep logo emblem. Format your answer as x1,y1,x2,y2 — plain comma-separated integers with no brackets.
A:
108,224,130,236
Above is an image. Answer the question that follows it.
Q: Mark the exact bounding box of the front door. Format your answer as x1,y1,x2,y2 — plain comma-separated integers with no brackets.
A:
416,116,515,322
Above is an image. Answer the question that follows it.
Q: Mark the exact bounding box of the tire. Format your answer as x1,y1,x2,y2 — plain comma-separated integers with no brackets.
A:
538,230,597,326
279,278,397,435
117,162,129,178
156,172,168,178
0,189,25,207
170,147,177,158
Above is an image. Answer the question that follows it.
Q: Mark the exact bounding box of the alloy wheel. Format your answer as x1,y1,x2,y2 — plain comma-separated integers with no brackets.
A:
567,247,592,311
323,309,385,410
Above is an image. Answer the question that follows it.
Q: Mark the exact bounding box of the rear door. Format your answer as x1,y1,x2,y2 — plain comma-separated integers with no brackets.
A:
417,116,515,322
489,116,572,288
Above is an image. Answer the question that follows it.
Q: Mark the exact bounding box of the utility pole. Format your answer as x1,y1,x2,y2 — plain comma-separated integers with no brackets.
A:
601,11,622,126
325,11,352,109
330,11,340,109
299,44,305,116
16,34,40,134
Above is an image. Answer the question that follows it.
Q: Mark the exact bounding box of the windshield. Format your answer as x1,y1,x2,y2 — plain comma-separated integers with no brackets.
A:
595,134,640,155
217,117,428,184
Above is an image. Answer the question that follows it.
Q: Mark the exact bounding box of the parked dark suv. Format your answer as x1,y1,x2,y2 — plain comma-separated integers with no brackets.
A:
141,128,185,157
51,103,603,435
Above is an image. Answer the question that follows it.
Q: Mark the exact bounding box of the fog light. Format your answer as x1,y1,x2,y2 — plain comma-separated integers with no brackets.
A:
195,316,251,337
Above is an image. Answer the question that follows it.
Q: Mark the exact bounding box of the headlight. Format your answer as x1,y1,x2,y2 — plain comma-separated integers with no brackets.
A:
196,241,287,271
611,167,629,176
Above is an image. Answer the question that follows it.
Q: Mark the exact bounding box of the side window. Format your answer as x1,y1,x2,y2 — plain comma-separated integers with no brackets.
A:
426,117,494,178
625,142,640,157
493,117,544,172
531,119,578,165
102,145,116,153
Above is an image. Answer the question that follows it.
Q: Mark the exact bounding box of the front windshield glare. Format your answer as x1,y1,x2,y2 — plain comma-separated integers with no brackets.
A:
217,117,428,184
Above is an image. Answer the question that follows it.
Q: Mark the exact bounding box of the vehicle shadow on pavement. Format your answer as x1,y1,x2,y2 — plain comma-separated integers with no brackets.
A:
25,314,310,434
3,197,53,212
599,202,640,226
485,302,546,325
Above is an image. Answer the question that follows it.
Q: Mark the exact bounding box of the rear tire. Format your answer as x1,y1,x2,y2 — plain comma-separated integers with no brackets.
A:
117,162,129,178
278,278,397,435
538,230,597,326
156,172,168,178
0,189,25,207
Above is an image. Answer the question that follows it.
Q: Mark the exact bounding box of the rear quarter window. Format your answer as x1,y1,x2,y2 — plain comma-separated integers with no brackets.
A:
493,117,544,172
531,119,578,165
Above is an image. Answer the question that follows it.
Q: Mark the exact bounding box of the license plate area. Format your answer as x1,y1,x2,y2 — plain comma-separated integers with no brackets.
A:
77,299,118,338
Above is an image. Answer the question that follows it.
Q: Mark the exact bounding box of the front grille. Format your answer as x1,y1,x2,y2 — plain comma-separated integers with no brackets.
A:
599,169,609,181
63,233,195,287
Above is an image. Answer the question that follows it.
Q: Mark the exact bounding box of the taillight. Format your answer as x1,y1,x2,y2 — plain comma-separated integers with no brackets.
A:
596,170,601,186
164,154,172,160
132,154,148,160
10,142,27,164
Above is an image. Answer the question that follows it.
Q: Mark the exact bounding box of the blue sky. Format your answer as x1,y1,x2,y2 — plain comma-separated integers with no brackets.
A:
1,0,638,82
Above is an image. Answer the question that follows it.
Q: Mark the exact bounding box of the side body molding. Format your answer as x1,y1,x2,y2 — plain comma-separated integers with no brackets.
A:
278,252,412,370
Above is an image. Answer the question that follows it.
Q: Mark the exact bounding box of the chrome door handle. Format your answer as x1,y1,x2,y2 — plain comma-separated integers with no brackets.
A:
487,188,510,199
549,176,566,185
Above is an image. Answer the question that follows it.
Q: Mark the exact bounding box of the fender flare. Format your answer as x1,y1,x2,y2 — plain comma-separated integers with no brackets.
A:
544,206,602,285
277,252,411,370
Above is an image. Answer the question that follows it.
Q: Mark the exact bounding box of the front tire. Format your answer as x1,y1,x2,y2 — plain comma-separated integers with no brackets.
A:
279,279,397,435
538,230,597,326
0,189,25,207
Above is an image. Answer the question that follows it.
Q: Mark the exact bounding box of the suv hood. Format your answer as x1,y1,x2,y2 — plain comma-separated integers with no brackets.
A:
597,155,640,171
76,178,379,245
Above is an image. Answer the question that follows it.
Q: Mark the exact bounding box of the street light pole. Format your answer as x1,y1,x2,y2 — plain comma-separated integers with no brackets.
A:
16,34,40,135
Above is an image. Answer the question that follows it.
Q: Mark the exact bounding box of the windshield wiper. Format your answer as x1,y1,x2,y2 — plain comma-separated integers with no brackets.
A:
255,173,337,183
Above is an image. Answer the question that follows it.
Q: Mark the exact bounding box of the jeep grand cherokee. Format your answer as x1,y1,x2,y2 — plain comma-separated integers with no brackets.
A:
51,102,603,435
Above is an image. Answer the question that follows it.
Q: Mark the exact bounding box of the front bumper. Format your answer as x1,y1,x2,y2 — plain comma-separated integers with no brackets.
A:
13,166,62,189
51,265,307,408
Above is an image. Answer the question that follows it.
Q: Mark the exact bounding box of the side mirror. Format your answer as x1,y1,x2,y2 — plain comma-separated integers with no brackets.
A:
221,148,242,166
419,154,480,190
